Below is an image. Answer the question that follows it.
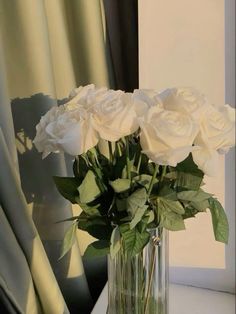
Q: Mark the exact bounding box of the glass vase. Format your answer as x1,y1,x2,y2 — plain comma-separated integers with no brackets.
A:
108,227,169,314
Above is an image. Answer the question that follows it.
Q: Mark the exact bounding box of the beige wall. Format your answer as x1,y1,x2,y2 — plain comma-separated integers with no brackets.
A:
139,0,225,268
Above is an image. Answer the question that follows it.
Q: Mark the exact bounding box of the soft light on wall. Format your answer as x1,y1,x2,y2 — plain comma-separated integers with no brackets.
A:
139,0,226,269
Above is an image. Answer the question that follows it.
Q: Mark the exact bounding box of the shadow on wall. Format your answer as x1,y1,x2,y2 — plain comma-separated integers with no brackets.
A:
11,94,107,313
11,94,71,204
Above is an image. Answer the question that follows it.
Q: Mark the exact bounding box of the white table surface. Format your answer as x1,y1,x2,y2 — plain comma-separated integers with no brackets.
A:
92,283,235,314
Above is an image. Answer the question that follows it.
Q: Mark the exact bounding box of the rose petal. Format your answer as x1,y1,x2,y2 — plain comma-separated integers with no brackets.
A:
192,148,220,177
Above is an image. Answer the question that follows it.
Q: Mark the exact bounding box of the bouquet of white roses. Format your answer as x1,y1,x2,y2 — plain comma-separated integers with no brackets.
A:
34,84,235,259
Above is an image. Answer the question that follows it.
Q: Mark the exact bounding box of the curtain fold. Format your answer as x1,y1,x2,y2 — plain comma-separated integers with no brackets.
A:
0,204,41,314
64,0,111,88
0,0,139,312
0,0,112,312
0,129,69,314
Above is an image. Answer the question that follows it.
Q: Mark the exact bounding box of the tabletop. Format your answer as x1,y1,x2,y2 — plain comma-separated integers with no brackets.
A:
92,283,235,314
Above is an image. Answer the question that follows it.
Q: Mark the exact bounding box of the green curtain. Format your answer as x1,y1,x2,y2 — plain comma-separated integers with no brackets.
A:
0,0,112,313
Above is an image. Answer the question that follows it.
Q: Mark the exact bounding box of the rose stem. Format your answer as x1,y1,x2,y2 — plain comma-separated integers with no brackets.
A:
160,165,167,182
144,165,162,313
147,164,159,196
108,141,113,164
117,141,122,157
125,137,131,180
144,243,156,314
89,153,106,192
136,152,142,173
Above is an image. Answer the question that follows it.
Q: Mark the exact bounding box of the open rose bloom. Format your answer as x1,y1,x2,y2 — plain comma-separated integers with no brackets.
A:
34,85,235,176
34,84,235,259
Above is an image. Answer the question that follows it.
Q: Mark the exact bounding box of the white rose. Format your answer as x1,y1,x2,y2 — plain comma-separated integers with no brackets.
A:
192,148,220,177
91,91,139,141
66,84,108,110
33,105,99,158
192,103,235,175
33,106,64,158
158,87,208,120
66,85,139,142
139,106,199,166
132,89,163,115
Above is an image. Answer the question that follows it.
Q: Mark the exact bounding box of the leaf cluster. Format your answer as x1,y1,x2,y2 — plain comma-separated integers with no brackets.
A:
54,139,229,259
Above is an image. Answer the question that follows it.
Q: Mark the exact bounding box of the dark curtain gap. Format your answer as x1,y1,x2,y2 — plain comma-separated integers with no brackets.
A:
103,0,139,92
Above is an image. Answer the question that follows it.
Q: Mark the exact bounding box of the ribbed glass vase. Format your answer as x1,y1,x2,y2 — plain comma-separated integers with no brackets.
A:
108,228,169,314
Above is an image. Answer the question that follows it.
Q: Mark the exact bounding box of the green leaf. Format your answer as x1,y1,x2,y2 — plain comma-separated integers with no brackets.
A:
146,162,157,175
159,210,185,231
176,154,204,176
157,199,185,231
84,240,110,258
56,216,79,223
127,188,147,216
176,172,203,191
130,205,148,229
121,164,137,179
137,210,155,234
114,154,127,178
182,206,199,219
53,177,79,203
59,222,77,259
75,197,101,216
132,174,157,189
77,212,112,240
158,186,177,200
164,171,177,180
177,190,212,203
78,170,101,203
145,210,155,224
110,227,121,259
116,198,127,212
109,178,131,193
158,197,185,214
119,224,150,257
190,199,209,212
208,198,229,244
175,154,204,190
73,155,89,182
98,152,109,167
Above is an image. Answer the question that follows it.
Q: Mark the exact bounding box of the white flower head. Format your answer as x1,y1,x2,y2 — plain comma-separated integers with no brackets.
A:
139,106,199,166
132,89,164,116
66,85,139,142
90,91,139,141
158,87,208,120
66,84,108,111
192,103,235,175
33,104,99,158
